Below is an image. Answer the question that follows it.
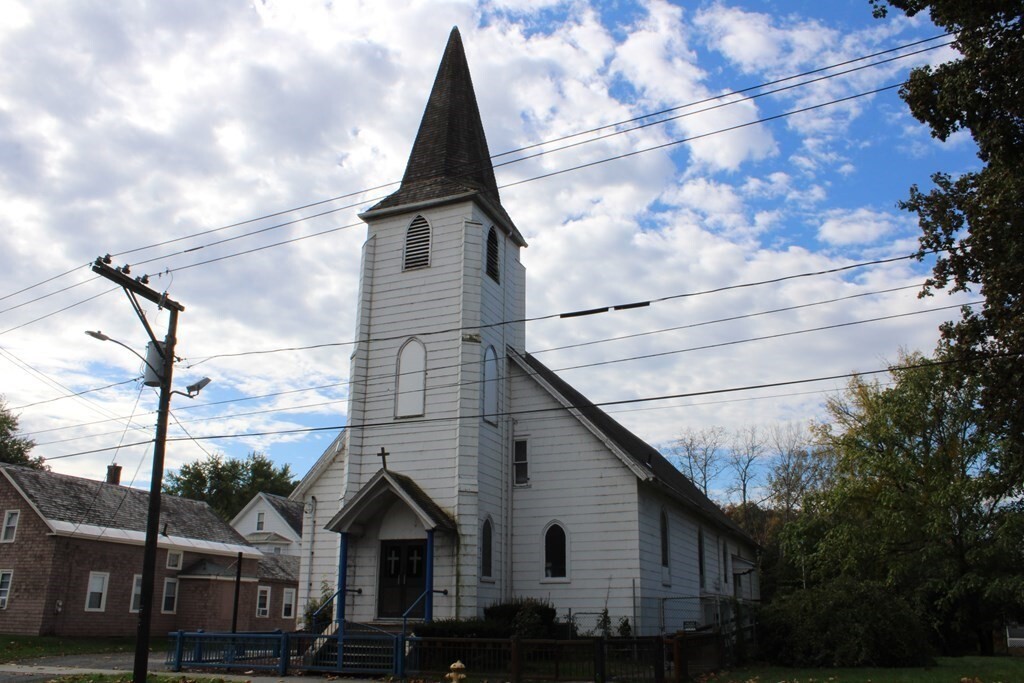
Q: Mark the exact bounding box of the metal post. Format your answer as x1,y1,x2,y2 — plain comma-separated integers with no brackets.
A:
337,532,349,630
231,551,243,633
133,306,178,683
425,529,435,621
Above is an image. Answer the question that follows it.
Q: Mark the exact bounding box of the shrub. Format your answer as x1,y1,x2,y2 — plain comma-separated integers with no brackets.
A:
758,579,934,667
414,618,511,638
484,597,558,637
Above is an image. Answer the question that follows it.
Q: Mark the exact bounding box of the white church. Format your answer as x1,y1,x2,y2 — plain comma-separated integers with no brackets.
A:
290,27,758,636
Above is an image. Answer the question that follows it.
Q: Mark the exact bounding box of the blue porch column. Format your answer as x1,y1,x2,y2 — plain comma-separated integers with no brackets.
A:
336,532,349,633
425,528,435,621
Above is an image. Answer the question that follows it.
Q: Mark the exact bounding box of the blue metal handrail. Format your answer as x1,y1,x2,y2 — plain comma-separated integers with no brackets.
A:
401,588,449,637
310,586,362,633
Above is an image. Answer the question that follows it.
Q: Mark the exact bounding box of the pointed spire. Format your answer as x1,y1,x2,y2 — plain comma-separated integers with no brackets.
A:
369,27,501,212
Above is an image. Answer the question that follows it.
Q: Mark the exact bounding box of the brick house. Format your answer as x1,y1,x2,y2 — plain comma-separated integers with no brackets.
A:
0,463,297,636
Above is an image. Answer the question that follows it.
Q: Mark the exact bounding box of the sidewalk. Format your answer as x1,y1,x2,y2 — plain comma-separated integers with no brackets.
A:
0,651,375,683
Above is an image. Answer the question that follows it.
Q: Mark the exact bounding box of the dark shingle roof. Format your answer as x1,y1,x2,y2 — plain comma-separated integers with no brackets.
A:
1,464,248,545
514,351,751,543
367,28,503,215
261,492,303,536
258,554,300,583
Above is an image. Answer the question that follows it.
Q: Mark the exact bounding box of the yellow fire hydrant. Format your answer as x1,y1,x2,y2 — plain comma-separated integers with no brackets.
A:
446,660,467,683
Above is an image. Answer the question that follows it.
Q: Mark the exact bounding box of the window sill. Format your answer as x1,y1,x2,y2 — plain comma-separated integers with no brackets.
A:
540,577,570,584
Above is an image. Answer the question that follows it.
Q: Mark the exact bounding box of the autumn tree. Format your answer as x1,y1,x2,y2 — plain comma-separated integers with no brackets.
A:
792,349,1024,654
871,0,1024,490
671,426,726,497
0,397,45,470
163,451,297,520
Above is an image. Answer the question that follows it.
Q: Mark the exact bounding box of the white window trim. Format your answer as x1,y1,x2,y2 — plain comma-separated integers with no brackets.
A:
161,578,178,614
540,520,570,584
256,511,265,531
513,437,530,487
166,550,183,570
282,587,296,619
85,571,109,612
0,569,12,610
1,510,18,543
130,574,142,613
480,516,495,582
256,586,271,618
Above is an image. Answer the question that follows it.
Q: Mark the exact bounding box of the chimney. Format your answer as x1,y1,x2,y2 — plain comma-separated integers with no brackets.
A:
106,464,122,485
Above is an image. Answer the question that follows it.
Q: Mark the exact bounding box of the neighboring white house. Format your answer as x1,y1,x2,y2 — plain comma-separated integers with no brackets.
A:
290,27,758,636
231,492,304,557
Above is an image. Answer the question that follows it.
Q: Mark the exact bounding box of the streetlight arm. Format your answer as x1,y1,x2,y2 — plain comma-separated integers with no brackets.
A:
84,331,161,378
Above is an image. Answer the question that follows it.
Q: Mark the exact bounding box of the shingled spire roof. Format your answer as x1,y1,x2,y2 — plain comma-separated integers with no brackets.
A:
367,27,504,215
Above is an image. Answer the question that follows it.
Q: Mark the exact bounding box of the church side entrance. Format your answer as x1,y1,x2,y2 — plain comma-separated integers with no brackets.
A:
378,540,426,619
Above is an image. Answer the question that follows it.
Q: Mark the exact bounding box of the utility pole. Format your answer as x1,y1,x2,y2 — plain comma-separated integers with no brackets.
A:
91,256,184,683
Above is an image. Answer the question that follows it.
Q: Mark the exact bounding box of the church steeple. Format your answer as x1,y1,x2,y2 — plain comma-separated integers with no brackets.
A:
369,27,501,212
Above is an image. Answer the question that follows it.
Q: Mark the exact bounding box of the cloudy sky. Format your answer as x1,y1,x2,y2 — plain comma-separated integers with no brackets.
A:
0,0,977,498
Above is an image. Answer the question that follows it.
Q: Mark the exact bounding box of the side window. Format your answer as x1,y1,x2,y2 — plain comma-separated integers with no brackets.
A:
0,570,11,609
513,439,529,485
257,586,271,617
256,511,265,531
162,578,178,614
130,575,142,613
698,528,706,589
660,510,669,568
85,572,109,612
543,522,567,579
395,338,427,417
482,346,498,425
481,518,493,579
486,226,500,282
403,215,431,270
722,540,730,585
1,510,18,542
282,587,296,619
166,550,183,570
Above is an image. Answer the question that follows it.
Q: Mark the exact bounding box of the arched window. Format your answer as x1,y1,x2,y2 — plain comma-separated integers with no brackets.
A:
544,523,567,578
395,338,426,417
481,518,493,579
660,510,669,568
485,226,500,282
482,345,498,424
404,215,431,270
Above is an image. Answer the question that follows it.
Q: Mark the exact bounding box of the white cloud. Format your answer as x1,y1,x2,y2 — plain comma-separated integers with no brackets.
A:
817,207,908,246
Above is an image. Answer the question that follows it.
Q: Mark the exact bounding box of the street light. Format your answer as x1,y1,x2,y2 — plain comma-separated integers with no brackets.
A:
84,328,209,681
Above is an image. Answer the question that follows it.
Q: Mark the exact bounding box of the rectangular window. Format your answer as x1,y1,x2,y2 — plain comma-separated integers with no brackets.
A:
256,586,270,617
282,588,296,619
0,570,12,609
698,529,705,590
1,510,19,542
256,511,265,531
85,572,109,612
166,550,183,570
513,439,529,485
130,574,142,613
722,541,729,585
161,578,178,614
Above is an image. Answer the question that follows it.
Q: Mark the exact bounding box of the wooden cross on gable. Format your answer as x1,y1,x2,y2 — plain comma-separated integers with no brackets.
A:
377,446,389,470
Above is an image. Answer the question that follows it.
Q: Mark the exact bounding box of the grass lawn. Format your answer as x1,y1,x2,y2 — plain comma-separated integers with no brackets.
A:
709,655,1024,682
0,634,168,664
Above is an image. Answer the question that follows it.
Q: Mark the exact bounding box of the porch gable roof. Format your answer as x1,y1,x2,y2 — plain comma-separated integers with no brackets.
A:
324,468,456,535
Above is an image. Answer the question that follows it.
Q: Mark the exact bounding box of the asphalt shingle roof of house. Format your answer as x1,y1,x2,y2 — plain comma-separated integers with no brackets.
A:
1,464,248,545
261,492,304,536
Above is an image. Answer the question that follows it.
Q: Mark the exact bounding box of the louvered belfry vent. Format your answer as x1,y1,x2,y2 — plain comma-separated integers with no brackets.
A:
404,215,431,270
486,226,500,282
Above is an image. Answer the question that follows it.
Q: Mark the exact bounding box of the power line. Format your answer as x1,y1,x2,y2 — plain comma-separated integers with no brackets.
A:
10,377,141,410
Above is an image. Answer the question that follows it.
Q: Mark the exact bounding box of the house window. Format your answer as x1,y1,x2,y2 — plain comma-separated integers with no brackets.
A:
282,588,296,619
85,572,109,612
543,523,567,579
396,338,426,417
698,529,706,589
162,578,178,614
256,511,265,531
403,215,431,270
660,510,669,568
486,226,500,282
0,570,12,609
130,575,142,613
722,541,729,585
166,550,183,570
513,439,529,485
1,510,18,542
481,518,493,579
257,586,271,617
483,346,498,424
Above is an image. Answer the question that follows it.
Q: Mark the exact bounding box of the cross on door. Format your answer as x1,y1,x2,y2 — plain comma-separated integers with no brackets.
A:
386,547,401,575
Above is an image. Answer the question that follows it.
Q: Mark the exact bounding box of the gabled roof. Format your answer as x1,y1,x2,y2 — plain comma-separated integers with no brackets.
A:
509,350,751,543
231,492,304,537
325,467,457,535
1,464,258,557
361,27,525,246
290,430,346,501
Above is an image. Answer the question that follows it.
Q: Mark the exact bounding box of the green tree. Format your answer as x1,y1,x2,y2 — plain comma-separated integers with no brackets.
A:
0,397,46,470
793,350,1024,654
163,451,297,520
871,0,1024,489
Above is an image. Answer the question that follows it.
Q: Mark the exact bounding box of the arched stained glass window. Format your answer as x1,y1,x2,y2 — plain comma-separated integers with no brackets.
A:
544,523,567,578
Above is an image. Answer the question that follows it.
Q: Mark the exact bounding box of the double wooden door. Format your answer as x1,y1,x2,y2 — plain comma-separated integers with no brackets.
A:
378,540,426,619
